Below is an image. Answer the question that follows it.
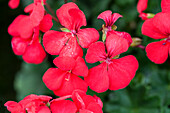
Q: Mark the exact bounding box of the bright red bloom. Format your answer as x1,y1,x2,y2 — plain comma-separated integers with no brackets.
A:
43,56,88,96
50,90,103,113
5,94,52,113
142,12,170,64
97,10,132,45
137,0,149,20
8,14,52,64
43,2,99,59
85,33,138,92
8,0,20,9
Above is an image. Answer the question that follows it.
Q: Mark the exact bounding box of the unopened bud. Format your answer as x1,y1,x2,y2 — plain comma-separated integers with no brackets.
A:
131,37,142,47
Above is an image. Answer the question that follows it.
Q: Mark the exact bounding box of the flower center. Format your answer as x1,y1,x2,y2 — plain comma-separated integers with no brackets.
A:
105,57,112,64
162,36,170,45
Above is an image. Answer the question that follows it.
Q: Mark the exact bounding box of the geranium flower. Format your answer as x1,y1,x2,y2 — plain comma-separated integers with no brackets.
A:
8,0,20,9
142,12,170,64
50,90,103,113
5,94,52,113
43,2,99,59
85,33,138,92
43,56,88,96
161,0,170,12
8,14,52,64
97,10,132,45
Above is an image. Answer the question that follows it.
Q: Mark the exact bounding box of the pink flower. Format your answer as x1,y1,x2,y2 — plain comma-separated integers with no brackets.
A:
85,33,138,92
50,90,103,113
142,12,170,64
8,0,20,9
43,56,88,96
97,10,132,45
5,94,52,113
43,2,99,59
8,14,52,64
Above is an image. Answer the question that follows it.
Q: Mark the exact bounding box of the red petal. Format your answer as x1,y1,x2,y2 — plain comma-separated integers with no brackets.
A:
59,36,83,59
97,10,122,27
85,102,103,113
56,2,79,29
85,42,106,63
146,41,170,64
11,37,29,55
50,100,77,113
76,28,99,48
24,3,35,13
53,56,76,71
142,18,168,39
4,101,24,113
108,55,138,90
38,106,51,113
72,90,96,110
39,14,53,32
106,33,128,58
17,16,34,39
43,31,70,55
22,42,46,64
30,3,44,27
84,63,109,93
161,0,170,12
137,0,148,13
68,8,86,30
109,31,132,46
43,68,66,90
53,74,88,96
152,12,170,35
8,0,20,9
72,57,88,77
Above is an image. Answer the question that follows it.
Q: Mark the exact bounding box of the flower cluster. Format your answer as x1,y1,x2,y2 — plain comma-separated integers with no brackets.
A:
6,1,140,112
139,0,170,64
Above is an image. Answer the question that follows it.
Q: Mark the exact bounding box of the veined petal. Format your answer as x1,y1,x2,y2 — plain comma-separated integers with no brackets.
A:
85,42,107,63
43,31,70,55
137,0,148,13
56,2,79,29
68,8,86,30
108,55,138,90
152,12,170,35
11,37,29,55
38,106,51,113
106,33,128,58
72,57,88,77
43,68,66,90
109,31,132,46
39,14,53,32
53,56,76,71
161,0,170,12
142,18,168,39
8,0,20,9
22,42,46,64
4,101,24,113
50,100,77,113
84,102,103,113
84,63,109,93
76,28,99,48
54,74,88,96
59,36,83,59
146,41,170,64
30,3,44,27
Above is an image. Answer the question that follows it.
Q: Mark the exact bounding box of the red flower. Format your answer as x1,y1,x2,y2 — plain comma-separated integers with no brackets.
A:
8,0,20,9
85,33,138,92
97,10,132,45
5,94,52,113
43,56,88,96
137,0,149,20
142,12,170,64
8,14,52,64
43,2,99,59
50,90,103,113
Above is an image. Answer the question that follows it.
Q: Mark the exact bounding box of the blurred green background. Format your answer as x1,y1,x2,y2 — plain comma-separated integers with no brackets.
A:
0,0,170,112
